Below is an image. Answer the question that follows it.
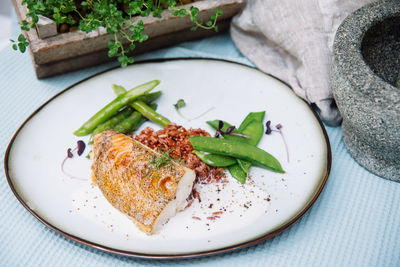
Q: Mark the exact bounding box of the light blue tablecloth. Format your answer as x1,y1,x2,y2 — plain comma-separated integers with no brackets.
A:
1,31,399,266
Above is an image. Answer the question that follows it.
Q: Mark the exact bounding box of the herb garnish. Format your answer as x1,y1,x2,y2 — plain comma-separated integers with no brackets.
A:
12,1,223,67
174,99,187,119
215,120,251,139
77,140,86,156
61,140,88,181
151,149,172,169
173,99,214,121
265,121,289,163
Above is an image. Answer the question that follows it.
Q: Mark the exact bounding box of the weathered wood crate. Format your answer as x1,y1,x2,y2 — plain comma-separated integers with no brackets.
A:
12,0,245,78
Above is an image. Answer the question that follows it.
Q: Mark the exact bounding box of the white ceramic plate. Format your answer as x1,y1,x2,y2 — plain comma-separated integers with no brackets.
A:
5,59,330,258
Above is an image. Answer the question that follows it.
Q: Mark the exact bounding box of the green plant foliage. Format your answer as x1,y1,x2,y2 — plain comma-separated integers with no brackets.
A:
12,0,223,67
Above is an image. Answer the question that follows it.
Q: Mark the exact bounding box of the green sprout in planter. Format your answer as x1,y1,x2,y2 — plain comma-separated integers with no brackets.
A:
11,0,223,67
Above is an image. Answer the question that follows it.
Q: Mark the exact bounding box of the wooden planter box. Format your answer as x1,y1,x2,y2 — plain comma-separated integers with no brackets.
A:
12,0,245,78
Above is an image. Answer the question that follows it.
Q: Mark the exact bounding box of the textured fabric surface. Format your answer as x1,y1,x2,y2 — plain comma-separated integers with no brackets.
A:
1,32,400,266
230,0,376,126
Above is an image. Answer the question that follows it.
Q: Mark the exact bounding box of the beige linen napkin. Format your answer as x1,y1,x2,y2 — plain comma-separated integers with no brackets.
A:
230,0,375,126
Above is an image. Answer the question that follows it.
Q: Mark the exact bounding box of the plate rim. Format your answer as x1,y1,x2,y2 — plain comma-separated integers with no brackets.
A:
3,58,332,259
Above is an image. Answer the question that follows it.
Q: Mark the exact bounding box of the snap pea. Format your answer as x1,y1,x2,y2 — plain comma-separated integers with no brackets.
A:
74,80,160,136
192,150,237,167
228,164,247,184
90,107,134,137
189,136,284,173
131,100,170,127
207,112,265,178
238,111,265,132
114,103,157,134
206,119,254,181
235,112,265,175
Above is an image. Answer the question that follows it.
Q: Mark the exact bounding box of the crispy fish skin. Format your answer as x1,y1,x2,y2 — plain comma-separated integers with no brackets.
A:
91,130,195,234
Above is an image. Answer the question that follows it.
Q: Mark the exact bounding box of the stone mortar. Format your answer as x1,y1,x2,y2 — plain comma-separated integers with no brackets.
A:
331,0,400,181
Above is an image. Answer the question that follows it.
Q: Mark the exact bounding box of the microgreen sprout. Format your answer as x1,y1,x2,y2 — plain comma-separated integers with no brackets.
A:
174,99,187,119
215,120,251,139
173,99,214,121
61,140,88,181
265,121,289,163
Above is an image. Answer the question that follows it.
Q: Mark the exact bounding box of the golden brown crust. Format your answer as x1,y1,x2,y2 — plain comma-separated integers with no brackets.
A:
91,130,186,234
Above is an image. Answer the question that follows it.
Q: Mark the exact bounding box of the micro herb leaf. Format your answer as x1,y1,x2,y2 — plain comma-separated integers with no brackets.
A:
174,99,186,110
174,99,189,120
151,149,172,169
15,0,223,67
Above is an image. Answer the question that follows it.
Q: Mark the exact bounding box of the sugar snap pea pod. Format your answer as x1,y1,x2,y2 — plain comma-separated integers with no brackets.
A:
208,113,265,175
131,100,170,127
114,103,157,134
236,113,265,174
206,119,250,181
192,150,237,167
91,107,134,137
228,164,247,184
238,111,265,132
189,136,284,173
74,80,160,136
207,119,254,173
112,84,162,103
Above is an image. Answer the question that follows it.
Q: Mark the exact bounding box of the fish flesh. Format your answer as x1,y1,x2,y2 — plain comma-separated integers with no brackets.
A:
91,130,196,234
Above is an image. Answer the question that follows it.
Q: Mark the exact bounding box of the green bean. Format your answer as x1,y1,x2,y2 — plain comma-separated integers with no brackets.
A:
189,136,284,173
74,80,160,136
112,84,126,96
91,107,134,137
114,103,157,134
192,150,237,167
112,84,162,104
112,85,169,127
131,100,170,127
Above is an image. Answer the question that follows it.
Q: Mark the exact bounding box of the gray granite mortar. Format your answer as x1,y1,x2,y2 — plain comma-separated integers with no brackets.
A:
331,0,400,181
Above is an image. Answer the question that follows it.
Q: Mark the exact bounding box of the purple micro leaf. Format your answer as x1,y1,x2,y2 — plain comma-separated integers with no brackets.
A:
276,123,282,130
67,148,73,158
77,140,86,156
265,121,272,135
218,120,223,131
225,126,235,134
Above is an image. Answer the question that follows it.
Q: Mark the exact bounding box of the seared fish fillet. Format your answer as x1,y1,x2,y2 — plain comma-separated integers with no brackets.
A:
91,130,196,234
